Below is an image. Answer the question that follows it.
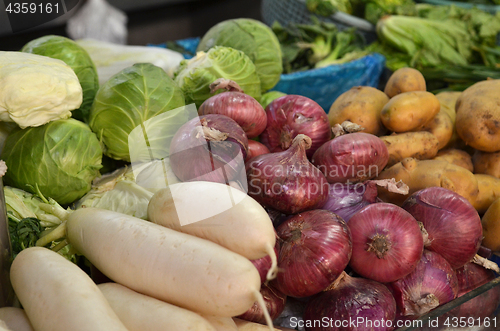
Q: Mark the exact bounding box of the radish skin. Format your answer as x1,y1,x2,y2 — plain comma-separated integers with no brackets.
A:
10,247,128,331
0,321,11,331
233,319,295,331
66,208,271,321
201,314,238,331
147,182,278,280
0,307,34,331
98,282,217,331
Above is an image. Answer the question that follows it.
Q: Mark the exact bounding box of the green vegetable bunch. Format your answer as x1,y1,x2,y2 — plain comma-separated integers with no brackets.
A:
306,0,353,16
363,0,416,24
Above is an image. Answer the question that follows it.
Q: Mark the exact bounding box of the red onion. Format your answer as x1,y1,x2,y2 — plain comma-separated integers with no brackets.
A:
260,95,331,158
246,134,329,214
348,202,424,283
251,236,280,284
322,182,378,222
198,79,267,138
389,249,458,317
272,209,352,298
402,187,483,269
443,262,500,321
303,272,396,331
246,140,270,161
169,114,248,183
311,132,389,184
237,283,287,324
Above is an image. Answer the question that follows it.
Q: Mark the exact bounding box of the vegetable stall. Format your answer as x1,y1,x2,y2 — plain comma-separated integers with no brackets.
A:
1,1,500,330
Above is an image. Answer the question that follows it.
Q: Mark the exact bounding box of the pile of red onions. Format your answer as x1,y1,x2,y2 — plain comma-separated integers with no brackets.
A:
389,249,458,317
312,130,389,183
271,209,352,298
260,95,331,158
246,134,329,214
402,187,483,269
303,272,396,331
198,79,267,138
237,283,287,324
347,203,424,283
169,114,248,183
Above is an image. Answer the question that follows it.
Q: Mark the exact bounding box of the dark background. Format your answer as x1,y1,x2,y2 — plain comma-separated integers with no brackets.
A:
0,0,263,51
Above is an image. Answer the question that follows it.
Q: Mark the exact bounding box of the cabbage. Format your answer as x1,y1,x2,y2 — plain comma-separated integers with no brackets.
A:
22,35,99,123
197,18,283,92
260,91,287,109
174,46,261,108
89,63,185,162
2,118,103,205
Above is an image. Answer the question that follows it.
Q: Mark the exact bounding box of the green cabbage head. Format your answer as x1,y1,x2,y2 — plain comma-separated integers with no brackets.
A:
174,46,261,107
197,18,283,92
89,63,186,162
21,35,99,123
2,119,103,205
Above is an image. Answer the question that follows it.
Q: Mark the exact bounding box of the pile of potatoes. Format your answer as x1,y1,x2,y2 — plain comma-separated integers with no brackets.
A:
328,68,500,252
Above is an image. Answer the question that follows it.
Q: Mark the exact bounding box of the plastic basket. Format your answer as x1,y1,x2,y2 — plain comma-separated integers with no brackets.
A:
261,0,377,42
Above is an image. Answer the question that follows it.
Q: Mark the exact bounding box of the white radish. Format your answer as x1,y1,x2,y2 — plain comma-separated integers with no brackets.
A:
98,282,217,331
0,307,34,331
10,247,128,331
201,314,238,331
233,319,295,331
0,320,11,331
147,182,278,280
65,208,273,328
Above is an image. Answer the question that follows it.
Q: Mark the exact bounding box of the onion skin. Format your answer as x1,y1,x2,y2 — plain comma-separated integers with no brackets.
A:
237,283,287,324
246,140,271,161
322,182,378,222
347,203,424,283
389,249,458,317
272,210,352,298
260,95,331,158
303,272,396,331
169,114,248,183
199,92,267,138
312,132,389,184
246,134,329,214
402,187,483,269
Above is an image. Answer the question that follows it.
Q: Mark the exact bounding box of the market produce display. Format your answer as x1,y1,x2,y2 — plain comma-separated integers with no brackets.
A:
2,9,500,331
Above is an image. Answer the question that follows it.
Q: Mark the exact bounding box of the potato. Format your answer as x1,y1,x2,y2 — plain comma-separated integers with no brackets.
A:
472,150,500,178
376,158,479,206
481,197,500,252
472,174,500,214
434,148,473,172
380,91,441,133
328,86,389,136
456,79,500,152
435,91,461,124
420,111,453,150
384,67,426,98
380,131,439,167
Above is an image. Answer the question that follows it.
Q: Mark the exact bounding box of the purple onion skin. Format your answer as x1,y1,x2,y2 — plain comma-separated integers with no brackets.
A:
245,140,270,161
322,181,378,222
312,132,389,184
272,210,352,298
303,274,396,331
402,187,483,269
260,95,331,158
389,249,458,318
348,203,424,283
169,114,248,183
198,92,267,138
237,283,287,324
246,135,329,214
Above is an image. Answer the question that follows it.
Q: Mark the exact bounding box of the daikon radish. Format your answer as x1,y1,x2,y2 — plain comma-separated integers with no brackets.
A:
233,319,295,331
98,282,216,331
0,321,11,331
201,314,238,331
65,208,272,327
147,182,278,280
0,307,34,331
10,247,128,331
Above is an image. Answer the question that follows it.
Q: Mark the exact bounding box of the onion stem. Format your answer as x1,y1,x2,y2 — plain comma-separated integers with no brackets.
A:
253,289,275,331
